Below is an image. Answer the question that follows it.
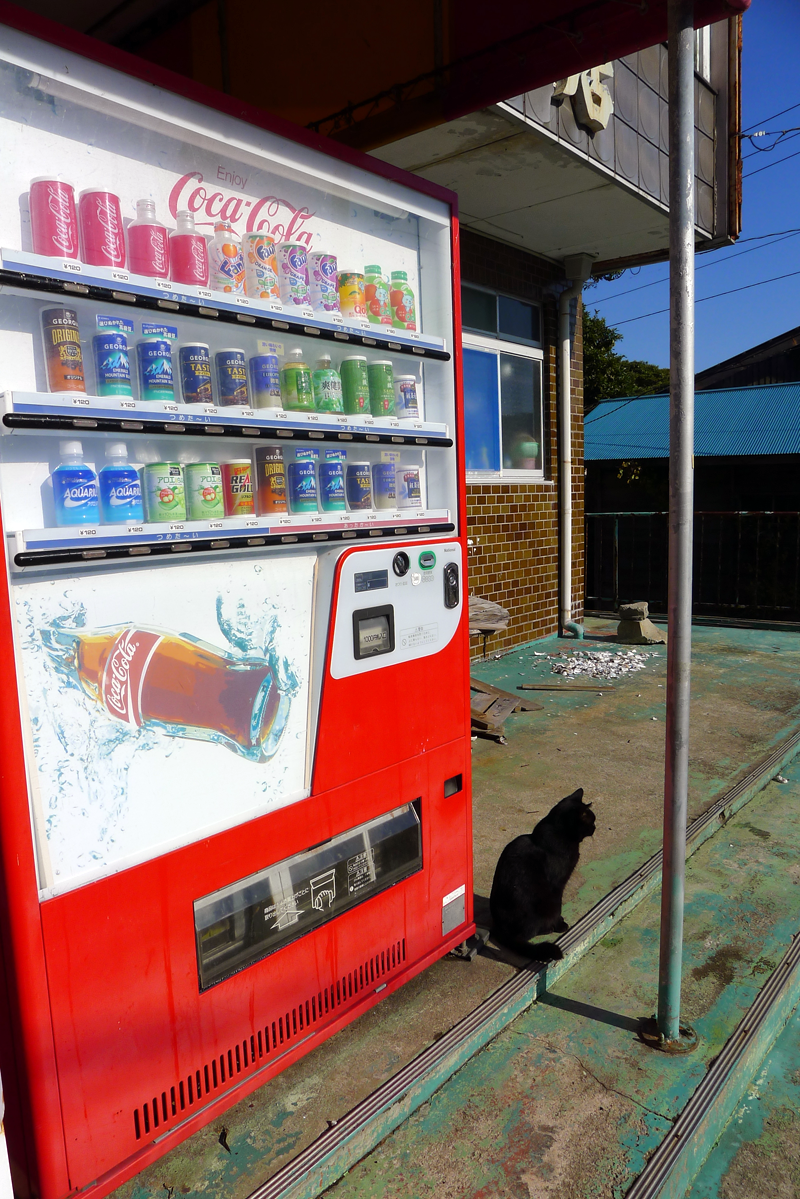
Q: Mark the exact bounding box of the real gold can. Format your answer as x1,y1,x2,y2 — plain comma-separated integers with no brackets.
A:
222,460,254,518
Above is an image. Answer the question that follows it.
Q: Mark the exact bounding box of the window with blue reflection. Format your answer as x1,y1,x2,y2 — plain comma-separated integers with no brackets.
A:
463,347,500,471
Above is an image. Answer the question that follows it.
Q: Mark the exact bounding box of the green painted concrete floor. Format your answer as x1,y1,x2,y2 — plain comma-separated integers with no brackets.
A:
111,621,800,1199
687,979,800,1198
324,759,800,1198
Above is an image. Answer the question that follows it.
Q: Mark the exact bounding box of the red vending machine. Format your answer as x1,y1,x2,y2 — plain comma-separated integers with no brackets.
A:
0,14,471,1198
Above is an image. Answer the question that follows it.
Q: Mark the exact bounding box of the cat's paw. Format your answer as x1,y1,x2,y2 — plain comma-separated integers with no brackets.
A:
554,917,570,933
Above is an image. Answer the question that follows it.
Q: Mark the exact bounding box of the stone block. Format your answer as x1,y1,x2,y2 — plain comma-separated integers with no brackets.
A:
619,600,649,621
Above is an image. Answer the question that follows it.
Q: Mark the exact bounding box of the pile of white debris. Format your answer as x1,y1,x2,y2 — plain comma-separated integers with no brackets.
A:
550,648,659,680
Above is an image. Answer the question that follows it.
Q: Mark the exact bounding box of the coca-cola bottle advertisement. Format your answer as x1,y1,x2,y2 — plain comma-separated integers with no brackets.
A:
15,556,314,896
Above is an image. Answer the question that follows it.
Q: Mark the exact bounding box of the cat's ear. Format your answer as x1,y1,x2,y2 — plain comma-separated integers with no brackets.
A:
567,788,584,802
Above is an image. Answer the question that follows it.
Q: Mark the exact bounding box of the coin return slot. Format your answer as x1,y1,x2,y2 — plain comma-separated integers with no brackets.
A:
444,774,463,798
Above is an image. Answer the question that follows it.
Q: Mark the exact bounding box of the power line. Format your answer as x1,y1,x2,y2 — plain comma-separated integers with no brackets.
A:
588,230,800,306
742,129,800,158
607,268,800,328
743,146,800,179
741,100,800,134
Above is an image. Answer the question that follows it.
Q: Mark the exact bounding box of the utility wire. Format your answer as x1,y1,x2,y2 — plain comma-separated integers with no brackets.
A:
741,100,800,133
607,268,800,328
589,230,800,306
743,146,800,179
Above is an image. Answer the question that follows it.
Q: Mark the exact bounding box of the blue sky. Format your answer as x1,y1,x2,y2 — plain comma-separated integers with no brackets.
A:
585,0,800,372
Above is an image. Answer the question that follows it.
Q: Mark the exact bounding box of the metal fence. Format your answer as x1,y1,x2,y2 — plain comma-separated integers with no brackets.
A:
586,512,800,621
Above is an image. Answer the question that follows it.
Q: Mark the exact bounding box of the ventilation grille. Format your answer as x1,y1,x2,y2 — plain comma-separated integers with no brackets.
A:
133,938,406,1142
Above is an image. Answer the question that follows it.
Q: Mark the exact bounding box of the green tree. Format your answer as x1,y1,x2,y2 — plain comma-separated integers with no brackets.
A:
583,308,670,411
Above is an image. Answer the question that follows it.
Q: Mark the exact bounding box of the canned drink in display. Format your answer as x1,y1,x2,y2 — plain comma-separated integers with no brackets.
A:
308,252,339,314
393,375,420,420
287,460,318,513
41,307,86,393
78,190,126,268
280,350,314,411
371,462,396,510
179,344,213,404
366,360,395,416
243,232,280,301
318,460,346,512
29,178,79,259
254,446,287,514
364,265,392,325
396,464,422,509
143,463,186,522
249,354,282,409
209,222,245,293
345,462,372,511
338,271,366,322
185,462,225,520
215,349,249,406
93,331,132,397
137,339,174,401
340,356,370,415
222,461,254,517
276,242,311,308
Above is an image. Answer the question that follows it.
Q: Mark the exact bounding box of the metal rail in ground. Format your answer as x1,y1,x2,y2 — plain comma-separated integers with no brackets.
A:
245,730,800,1199
625,928,800,1199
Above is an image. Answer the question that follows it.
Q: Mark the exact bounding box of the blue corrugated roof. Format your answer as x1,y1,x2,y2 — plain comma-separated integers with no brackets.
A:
584,381,800,460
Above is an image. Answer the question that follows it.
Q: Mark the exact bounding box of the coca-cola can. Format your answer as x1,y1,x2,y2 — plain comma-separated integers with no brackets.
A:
78,189,126,268
29,178,79,259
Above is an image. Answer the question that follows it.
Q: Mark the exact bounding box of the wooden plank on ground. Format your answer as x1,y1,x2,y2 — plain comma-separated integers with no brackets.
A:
471,676,544,713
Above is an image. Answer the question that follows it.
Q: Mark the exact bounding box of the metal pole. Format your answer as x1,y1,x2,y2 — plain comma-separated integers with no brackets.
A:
657,0,696,1044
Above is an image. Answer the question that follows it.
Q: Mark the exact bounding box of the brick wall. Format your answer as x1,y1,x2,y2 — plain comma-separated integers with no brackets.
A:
460,230,584,657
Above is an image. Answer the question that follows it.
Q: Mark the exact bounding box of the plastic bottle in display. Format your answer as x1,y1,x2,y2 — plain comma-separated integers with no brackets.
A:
78,190,126,268
390,271,417,331
44,624,290,763
42,307,86,393
364,265,392,325
280,349,314,412
52,440,99,527
93,330,132,397
170,210,210,287
209,221,245,293
29,178,79,259
127,199,170,279
99,443,144,524
312,354,344,413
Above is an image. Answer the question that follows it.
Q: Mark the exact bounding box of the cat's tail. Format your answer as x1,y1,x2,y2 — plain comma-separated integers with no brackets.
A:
492,931,564,963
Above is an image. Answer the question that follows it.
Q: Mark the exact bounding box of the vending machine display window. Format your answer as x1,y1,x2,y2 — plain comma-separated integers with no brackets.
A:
194,802,422,989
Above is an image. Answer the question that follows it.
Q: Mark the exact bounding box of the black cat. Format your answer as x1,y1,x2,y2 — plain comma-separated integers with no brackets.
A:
489,788,596,961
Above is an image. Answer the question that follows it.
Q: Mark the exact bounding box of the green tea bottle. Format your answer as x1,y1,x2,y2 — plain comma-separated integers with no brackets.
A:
312,354,344,413
280,348,314,412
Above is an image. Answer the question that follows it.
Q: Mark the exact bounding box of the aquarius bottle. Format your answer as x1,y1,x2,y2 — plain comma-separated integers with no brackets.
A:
127,199,170,278
52,440,99,527
99,443,144,524
170,210,210,287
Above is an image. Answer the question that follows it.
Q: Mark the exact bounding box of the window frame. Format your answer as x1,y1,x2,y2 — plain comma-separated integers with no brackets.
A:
461,281,543,349
462,330,546,481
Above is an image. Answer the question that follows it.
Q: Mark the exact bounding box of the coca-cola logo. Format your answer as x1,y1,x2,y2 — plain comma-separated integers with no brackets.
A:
148,228,168,274
92,196,124,262
46,186,76,255
102,629,162,726
168,172,315,247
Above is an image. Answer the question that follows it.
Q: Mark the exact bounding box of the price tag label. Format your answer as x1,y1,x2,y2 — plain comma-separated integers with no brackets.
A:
155,279,172,292
127,525,144,534
169,523,185,532
240,409,256,420
278,517,293,526
208,521,224,531
336,415,350,424
162,404,180,414
120,400,137,410
71,396,92,407
310,516,323,523
244,519,259,528
203,406,219,416
63,260,83,274
197,288,213,301
78,527,98,537
307,414,319,422
275,410,289,420
235,296,251,307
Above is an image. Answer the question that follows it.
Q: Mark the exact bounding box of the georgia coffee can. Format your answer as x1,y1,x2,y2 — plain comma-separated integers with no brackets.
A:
30,178,79,259
41,307,86,393
179,343,213,404
215,349,249,407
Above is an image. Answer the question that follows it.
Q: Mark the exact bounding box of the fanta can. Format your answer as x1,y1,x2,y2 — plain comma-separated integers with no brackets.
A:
209,222,245,294
244,232,280,301
276,242,311,308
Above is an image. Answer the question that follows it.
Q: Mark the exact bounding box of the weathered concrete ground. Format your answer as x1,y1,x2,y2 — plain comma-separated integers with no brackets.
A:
113,621,800,1198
